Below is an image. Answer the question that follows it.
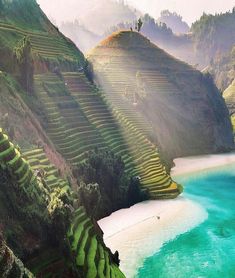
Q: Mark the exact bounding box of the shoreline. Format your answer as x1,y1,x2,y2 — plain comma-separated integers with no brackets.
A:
98,197,207,277
171,152,235,177
98,152,235,277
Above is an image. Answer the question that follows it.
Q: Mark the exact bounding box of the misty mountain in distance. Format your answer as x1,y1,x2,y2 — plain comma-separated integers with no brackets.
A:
79,0,140,35
60,21,102,53
157,10,190,34
38,0,235,72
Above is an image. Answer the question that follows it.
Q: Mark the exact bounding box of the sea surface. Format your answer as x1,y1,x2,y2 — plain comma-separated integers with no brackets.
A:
137,163,235,278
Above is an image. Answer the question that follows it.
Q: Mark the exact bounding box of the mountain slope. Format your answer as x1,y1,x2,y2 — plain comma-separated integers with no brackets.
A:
88,31,234,162
0,127,125,277
33,71,181,199
0,1,125,276
0,1,182,277
0,0,85,74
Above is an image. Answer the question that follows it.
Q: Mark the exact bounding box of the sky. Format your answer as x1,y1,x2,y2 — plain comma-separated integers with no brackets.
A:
37,0,235,26
126,0,235,24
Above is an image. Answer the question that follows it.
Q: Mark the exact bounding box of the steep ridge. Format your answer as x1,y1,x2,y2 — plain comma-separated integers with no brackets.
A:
88,31,234,161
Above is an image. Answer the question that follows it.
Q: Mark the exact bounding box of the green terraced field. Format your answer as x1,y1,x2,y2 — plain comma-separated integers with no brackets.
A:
0,21,83,65
67,207,125,278
0,128,124,277
33,71,181,199
0,128,42,198
22,148,70,193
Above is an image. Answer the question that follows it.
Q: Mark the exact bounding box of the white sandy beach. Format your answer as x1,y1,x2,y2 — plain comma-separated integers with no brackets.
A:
98,152,235,278
171,152,235,176
99,198,207,277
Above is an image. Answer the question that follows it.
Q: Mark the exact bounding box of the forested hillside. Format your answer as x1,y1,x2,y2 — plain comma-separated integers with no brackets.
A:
191,8,235,65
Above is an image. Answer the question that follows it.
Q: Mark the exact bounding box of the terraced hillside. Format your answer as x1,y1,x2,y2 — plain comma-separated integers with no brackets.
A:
22,148,70,193
88,31,234,161
0,0,85,74
0,128,125,277
68,207,125,278
0,127,61,276
0,128,49,203
33,72,181,199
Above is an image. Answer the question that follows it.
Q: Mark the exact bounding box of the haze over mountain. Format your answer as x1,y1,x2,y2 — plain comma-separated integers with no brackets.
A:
37,0,235,27
60,21,102,53
37,0,140,35
157,10,190,34
126,0,235,25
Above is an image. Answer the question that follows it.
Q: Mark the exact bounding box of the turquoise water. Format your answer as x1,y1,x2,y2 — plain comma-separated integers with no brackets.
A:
137,164,235,278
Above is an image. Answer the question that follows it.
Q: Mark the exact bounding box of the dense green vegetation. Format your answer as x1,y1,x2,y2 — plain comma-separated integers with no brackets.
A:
73,149,144,219
67,207,125,278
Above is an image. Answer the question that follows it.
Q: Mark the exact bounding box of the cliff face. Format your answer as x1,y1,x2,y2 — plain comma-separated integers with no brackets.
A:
88,31,234,163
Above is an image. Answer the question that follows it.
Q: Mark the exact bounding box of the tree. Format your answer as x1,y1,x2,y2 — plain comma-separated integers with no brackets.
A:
137,18,143,32
14,36,34,94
